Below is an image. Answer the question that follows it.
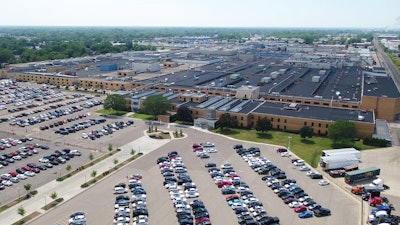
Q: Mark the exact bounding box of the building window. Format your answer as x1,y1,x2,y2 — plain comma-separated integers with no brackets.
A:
271,118,274,122
311,122,314,126
318,123,321,127
342,105,348,108
305,101,310,104
326,124,329,128
241,116,243,120
284,119,287,123
323,103,329,106
304,122,307,125
277,118,280,122
314,102,320,105
284,125,286,130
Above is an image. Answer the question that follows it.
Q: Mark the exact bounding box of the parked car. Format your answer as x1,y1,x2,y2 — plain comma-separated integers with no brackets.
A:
318,179,330,186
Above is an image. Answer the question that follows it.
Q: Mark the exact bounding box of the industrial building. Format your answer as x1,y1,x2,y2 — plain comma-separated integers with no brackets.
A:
2,41,399,138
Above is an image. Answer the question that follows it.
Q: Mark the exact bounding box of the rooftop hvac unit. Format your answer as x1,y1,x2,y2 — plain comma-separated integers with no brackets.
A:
312,76,320,83
261,77,272,83
230,74,240,79
279,69,287,74
270,71,279,79
319,70,326,75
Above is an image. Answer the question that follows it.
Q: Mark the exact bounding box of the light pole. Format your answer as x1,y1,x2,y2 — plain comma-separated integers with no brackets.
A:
288,136,292,150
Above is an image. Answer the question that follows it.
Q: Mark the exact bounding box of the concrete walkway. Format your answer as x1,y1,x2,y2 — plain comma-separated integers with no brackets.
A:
0,135,171,225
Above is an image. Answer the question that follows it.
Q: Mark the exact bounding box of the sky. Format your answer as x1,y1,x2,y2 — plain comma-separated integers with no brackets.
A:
1,0,399,29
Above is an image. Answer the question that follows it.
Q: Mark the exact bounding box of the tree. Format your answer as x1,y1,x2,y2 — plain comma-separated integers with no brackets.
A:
141,94,171,119
299,126,313,139
255,118,272,133
176,106,193,123
24,183,32,195
113,158,118,165
89,153,94,162
91,170,97,178
17,206,25,219
66,165,72,173
50,192,58,200
103,94,127,112
216,113,237,130
328,120,357,143
108,144,113,154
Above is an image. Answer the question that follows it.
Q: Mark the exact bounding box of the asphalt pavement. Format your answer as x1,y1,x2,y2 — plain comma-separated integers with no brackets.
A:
0,130,171,225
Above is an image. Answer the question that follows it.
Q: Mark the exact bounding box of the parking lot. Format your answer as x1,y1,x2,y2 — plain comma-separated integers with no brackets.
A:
28,125,359,225
0,81,397,225
0,82,138,204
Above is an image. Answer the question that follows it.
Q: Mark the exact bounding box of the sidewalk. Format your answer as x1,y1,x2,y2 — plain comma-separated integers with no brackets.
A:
0,135,170,225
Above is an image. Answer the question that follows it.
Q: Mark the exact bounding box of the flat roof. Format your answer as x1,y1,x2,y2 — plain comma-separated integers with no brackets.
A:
363,76,400,98
252,101,374,123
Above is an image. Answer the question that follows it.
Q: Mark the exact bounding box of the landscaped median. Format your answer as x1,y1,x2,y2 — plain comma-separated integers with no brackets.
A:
81,152,143,188
56,148,120,182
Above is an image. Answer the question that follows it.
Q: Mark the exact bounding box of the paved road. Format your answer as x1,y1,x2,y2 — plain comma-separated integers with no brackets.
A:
28,125,359,225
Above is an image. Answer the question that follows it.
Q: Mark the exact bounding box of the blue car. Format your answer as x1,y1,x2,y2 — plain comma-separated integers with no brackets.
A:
299,211,313,218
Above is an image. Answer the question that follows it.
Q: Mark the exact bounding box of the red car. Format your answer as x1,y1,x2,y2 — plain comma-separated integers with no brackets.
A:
9,171,17,177
294,205,308,213
192,143,201,148
11,151,19,156
226,194,240,201
22,166,32,171
0,145,5,150
31,168,40,173
26,146,34,150
217,180,233,188
193,147,203,152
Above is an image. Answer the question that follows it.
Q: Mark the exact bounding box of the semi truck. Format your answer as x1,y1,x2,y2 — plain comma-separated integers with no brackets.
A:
320,155,359,171
344,167,380,184
321,148,361,160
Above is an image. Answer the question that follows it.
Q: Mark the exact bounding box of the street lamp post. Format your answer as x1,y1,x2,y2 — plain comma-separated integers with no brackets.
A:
288,136,292,150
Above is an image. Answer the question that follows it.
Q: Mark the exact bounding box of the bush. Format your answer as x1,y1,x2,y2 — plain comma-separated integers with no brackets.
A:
56,177,64,182
363,136,388,147
81,183,89,188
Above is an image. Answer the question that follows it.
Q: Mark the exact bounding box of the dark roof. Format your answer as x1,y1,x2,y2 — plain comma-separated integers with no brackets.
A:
363,76,400,98
252,101,374,123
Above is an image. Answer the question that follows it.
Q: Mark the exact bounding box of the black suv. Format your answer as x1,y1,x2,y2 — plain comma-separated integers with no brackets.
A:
314,207,331,217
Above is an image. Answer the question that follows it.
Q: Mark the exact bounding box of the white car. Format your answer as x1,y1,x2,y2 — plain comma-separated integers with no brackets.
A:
115,206,130,213
208,148,218,153
289,201,303,208
221,163,233,169
12,155,22,161
185,190,200,198
10,177,19,183
24,171,36,177
81,133,88,139
2,180,13,186
281,152,292,157
69,212,86,225
16,174,27,180
306,171,317,177
39,158,49,163
114,187,128,194
293,160,305,166
299,166,310,171
318,179,330,186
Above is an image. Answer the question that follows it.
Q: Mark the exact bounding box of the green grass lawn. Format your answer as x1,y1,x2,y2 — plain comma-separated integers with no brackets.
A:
132,113,155,120
388,53,400,70
214,128,378,167
95,108,128,116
